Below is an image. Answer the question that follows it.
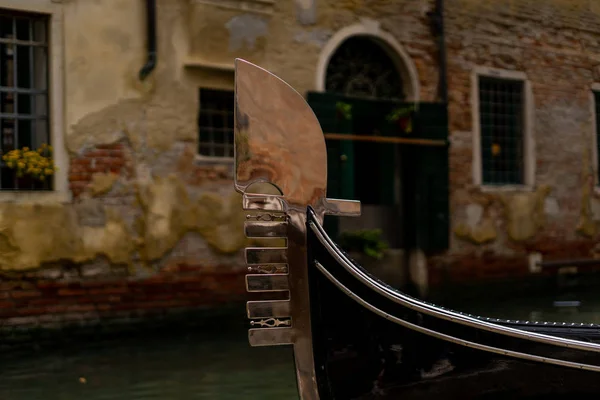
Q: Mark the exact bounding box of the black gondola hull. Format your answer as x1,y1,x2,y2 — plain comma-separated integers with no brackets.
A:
306,209,600,399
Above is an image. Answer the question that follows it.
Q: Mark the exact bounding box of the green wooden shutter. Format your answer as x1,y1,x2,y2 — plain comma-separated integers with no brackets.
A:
407,103,450,252
306,92,354,239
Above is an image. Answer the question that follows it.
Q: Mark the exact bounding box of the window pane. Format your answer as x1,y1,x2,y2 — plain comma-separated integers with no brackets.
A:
479,76,524,185
198,88,234,158
15,18,29,41
0,10,50,191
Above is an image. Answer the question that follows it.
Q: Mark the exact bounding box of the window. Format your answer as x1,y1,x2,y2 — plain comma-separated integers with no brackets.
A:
478,76,525,185
325,36,404,100
198,88,234,159
0,9,49,190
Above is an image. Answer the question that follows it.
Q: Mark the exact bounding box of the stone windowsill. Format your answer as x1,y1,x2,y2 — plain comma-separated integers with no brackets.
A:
0,190,72,204
194,155,235,165
478,184,535,193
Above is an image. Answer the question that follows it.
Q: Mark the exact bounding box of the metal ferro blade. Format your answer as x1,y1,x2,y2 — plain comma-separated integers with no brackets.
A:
247,300,291,318
234,58,360,400
249,327,294,347
245,248,288,264
246,274,290,292
244,221,287,238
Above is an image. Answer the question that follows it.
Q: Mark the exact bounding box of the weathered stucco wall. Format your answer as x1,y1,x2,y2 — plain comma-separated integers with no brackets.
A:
4,0,600,327
2,0,246,273
0,0,252,328
0,0,441,328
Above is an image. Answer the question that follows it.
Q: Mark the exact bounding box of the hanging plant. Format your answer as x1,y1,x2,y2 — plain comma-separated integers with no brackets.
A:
338,229,389,260
335,101,352,121
2,143,57,181
386,105,416,134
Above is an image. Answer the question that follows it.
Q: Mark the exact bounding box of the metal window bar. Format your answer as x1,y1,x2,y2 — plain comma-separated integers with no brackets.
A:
479,76,525,185
0,10,50,190
198,89,235,158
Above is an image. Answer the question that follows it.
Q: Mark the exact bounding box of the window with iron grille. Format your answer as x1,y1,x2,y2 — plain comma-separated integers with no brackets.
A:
198,88,234,158
478,76,525,185
0,9,50,190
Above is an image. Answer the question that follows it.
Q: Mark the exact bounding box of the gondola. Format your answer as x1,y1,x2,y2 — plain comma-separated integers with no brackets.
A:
233,58,600,399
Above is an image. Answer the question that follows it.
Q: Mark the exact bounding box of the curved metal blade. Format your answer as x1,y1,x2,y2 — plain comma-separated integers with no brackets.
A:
234,58,327,208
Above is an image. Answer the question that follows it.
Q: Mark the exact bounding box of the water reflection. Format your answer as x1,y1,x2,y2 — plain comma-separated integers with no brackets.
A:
2,285,600,399
0,313,298,400
446,286,600,325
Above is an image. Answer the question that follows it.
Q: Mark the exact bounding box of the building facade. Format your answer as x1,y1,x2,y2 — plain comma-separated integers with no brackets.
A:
0,0,599,329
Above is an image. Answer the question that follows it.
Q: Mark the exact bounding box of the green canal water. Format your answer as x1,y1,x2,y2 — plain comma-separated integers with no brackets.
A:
1,282,600,399
0,309,299,400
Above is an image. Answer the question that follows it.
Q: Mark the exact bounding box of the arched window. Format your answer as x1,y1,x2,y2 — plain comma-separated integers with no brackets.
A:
325,36,405,100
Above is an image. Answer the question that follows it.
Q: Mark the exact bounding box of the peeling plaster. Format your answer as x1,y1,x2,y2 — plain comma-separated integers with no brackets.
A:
294,28,332,47
544,197,560,216
501,185,552,242
454,203,497,244
225,14,269,51
0,175,249,271
295,0,317,25
90,172,119,196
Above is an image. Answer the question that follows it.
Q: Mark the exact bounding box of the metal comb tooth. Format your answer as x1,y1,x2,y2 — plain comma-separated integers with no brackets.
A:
247,300,291,319
248,327,294,347
246,274,289,292
245,247,288,265
244,220,287,238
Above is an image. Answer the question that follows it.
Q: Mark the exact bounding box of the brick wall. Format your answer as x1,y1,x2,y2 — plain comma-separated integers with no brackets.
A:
69,142,134,199
428,0,600,287
0,262,248,335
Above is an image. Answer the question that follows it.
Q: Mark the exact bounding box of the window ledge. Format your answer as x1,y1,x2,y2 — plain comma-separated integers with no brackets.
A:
183,58,235,72
478,184,535,193
194,155,235,165
0,190,72,204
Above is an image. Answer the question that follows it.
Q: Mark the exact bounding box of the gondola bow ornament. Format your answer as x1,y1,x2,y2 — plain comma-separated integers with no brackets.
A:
234,59,600,400
234,59,360,400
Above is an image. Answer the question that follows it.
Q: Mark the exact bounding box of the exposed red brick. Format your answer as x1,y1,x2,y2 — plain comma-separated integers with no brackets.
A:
11,290,42,299
58,288,87,296
68,141,133,199
0,267,247,328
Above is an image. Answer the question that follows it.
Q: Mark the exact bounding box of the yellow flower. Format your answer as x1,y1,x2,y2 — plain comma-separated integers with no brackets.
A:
491,143,501,156
44,168,53,175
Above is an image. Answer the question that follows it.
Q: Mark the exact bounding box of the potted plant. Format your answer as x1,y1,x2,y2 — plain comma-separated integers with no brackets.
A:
2,143,57,189
386,105,416,134
335,101,352,121
338,229,389,260
338,228,408,289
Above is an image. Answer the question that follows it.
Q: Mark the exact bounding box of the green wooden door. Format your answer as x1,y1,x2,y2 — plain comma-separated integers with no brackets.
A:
402,103,450,252
306,92,354,239
306,93,450,253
